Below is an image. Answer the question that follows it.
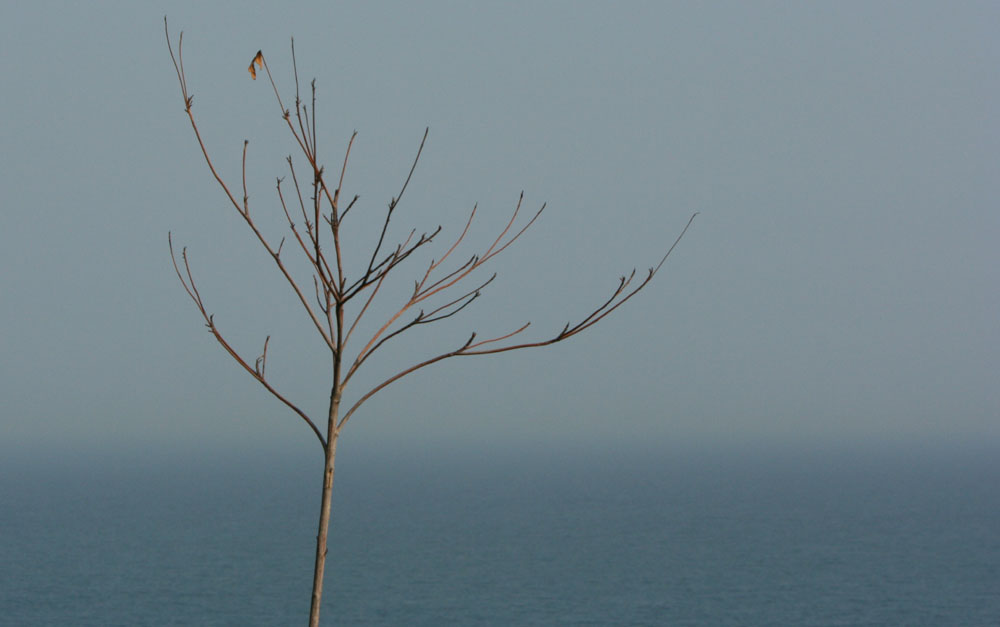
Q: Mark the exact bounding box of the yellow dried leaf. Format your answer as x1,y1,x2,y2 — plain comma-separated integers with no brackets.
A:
248,50,263,80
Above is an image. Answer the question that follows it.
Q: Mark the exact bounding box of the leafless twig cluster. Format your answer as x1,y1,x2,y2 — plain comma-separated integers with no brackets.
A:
165,23,696,450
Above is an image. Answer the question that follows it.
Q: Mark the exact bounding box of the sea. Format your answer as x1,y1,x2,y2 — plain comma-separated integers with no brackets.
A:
1,439,997,626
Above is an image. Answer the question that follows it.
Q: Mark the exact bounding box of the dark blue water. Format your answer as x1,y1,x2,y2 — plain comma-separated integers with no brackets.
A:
1,441,998,625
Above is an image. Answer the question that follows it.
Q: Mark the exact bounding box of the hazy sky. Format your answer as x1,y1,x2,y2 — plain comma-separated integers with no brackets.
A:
1,2,997,461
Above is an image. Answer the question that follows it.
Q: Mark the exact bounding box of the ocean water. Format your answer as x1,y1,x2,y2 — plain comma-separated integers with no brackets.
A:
1,441,998,625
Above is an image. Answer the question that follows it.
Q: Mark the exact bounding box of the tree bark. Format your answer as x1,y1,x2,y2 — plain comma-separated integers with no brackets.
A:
308,433,338,627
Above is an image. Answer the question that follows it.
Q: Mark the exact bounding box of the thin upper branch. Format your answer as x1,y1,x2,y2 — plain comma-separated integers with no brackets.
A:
345,273,496,380
168,232,326,448
338,212,698,430
164,24,335,351
346,194,544,383
357,129,429,289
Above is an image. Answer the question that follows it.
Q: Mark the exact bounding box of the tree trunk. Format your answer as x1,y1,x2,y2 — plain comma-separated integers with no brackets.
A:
308,433,338,627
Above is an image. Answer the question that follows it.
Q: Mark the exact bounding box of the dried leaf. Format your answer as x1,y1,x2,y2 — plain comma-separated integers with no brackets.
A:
248,50,263,80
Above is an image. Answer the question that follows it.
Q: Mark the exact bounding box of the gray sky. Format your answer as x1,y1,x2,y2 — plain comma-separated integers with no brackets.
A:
1,1,997,461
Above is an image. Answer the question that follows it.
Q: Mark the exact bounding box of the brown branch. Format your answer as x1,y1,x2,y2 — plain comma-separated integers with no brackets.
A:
338,319,529,431
338,335,477,430
255,336,270,378
338,212,698,429
342,231,437,307
347,195,540,382
341,244,398,351
284,157,337,291
341,224,438,355
343,274,496,385
479,193,545,262
390,128,428,212
168,233,326,448
420,274,496,323
338,194,360,223
358,129,429,284
276,175,335,294
165,26,336,352
310,79,318,170
342,226,442,301
286,157,312,234
418,204,477,289
332,132,356,225
275,177,317,264
464,211,700,351
241,140,250,214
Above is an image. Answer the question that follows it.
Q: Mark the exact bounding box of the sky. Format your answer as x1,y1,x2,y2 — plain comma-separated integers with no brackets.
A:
1,1,997,464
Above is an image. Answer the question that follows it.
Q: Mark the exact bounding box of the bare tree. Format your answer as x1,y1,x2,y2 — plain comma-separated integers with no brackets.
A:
164,19,696,627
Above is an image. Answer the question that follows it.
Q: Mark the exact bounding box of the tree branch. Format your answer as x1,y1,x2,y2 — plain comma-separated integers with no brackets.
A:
168,233,326,448
165,25,336,352
337,212,698,429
